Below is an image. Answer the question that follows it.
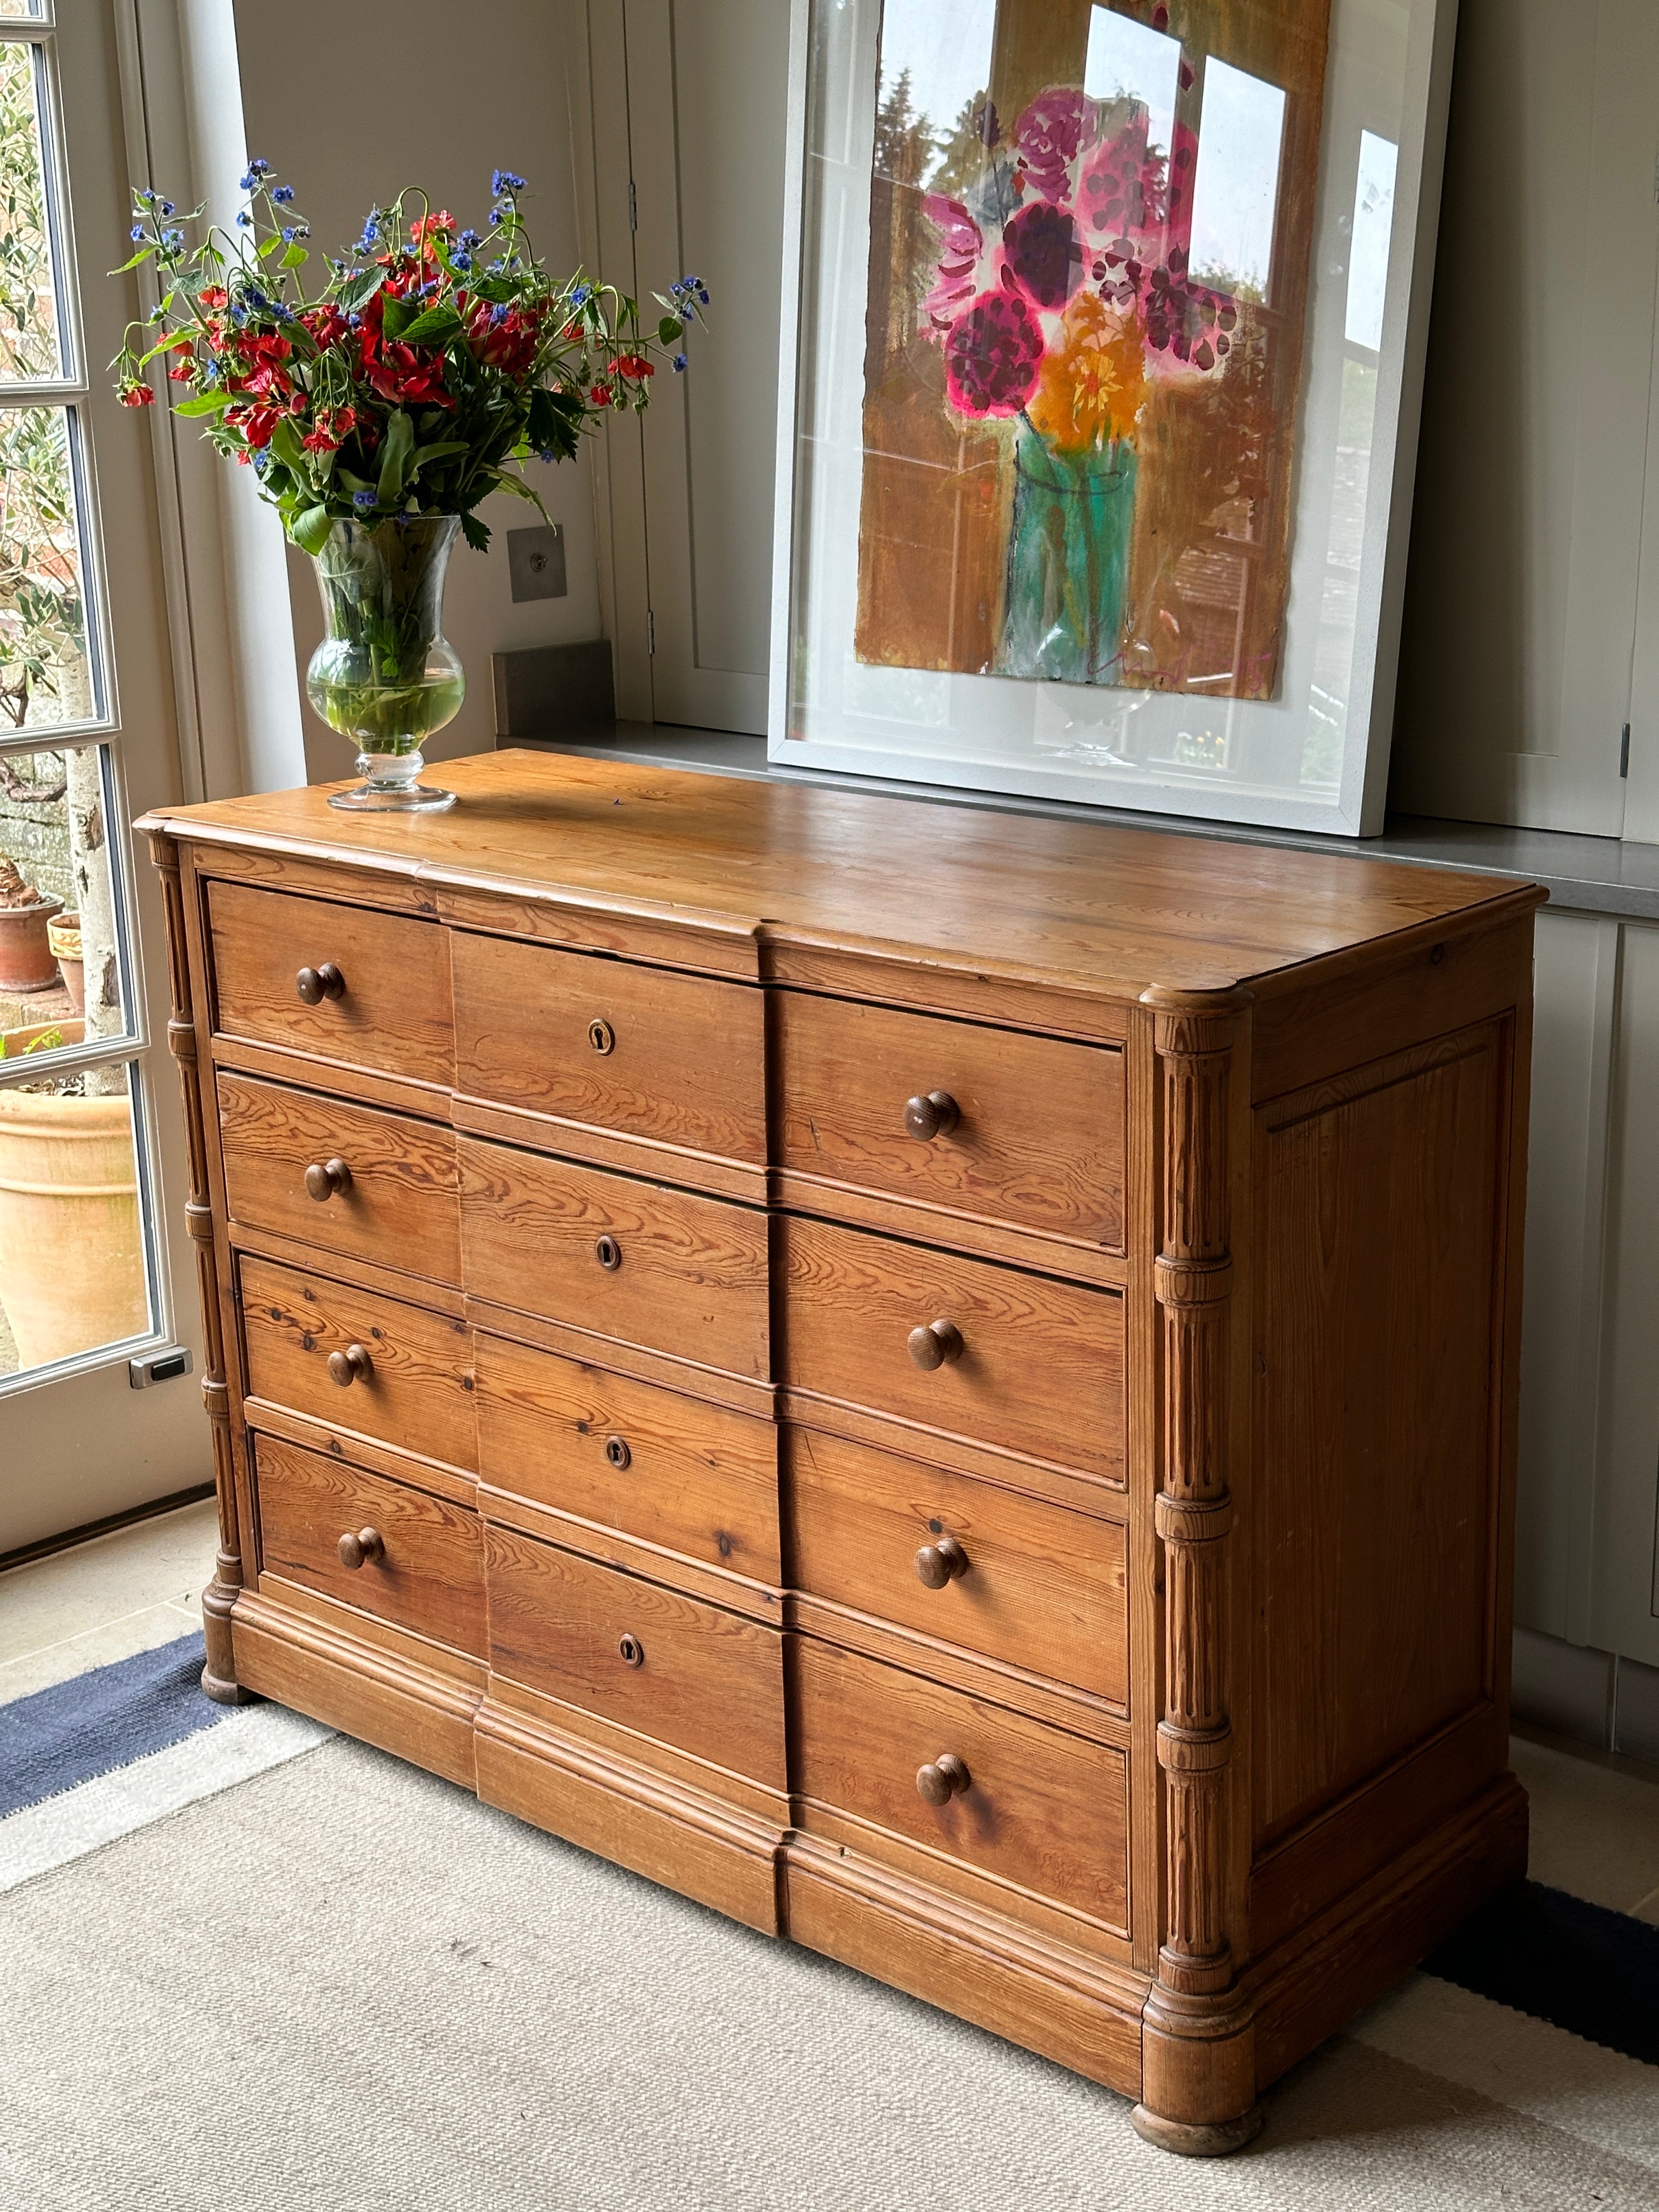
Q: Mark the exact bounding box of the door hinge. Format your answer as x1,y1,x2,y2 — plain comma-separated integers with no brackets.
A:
629,178,638,232
1621,721,1632,778
647,608,655,655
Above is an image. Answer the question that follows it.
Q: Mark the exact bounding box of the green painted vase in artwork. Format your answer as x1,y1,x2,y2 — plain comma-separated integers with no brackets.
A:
1000,430,1138,684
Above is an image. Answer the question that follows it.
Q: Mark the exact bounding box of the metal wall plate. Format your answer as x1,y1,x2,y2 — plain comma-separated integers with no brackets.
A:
507,524,567,602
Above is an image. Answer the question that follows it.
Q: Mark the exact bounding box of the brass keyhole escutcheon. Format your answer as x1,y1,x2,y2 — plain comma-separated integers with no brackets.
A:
618,1633,645,1668
605,1435,631,1470
595,1235,623,1271
588,1018,616,1055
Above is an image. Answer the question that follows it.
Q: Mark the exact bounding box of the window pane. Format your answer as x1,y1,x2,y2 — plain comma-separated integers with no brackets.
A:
0,6,43,24
0,740,131,1051
0,404,95,726
0,1056,153,1380
0,38,62,377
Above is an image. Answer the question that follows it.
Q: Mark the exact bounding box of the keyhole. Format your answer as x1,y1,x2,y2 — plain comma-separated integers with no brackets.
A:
595,1236,622,1271
605,1435,631,1470
618,1633,644,1668
588,1018,615,1055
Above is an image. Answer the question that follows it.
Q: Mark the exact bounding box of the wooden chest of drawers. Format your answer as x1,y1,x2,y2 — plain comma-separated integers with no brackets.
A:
140,750,1540,2155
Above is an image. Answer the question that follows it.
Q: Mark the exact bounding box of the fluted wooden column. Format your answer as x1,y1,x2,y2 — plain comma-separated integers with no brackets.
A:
1133,991,1256,2154
148,832,252,1705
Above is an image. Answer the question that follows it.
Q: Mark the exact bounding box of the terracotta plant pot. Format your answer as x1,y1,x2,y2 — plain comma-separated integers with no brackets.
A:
1,1017,85,1058
0,891,64,993
47,910,83,1014
0,1079,148,1369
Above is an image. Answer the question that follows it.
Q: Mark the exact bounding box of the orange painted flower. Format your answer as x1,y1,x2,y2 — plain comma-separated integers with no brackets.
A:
1027,290,1146,453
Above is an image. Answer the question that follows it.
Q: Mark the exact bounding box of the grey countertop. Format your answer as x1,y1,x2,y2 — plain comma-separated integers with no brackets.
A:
503,724,1659,923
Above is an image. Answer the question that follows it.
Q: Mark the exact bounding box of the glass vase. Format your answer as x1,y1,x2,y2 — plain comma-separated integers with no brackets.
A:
999,430,1138,685
305,516,465,811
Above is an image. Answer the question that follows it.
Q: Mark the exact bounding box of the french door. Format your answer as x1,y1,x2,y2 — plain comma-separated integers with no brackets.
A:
0,0,207,1553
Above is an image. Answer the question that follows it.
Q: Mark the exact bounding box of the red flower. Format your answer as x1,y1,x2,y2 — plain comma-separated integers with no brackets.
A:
464,296,541,376
166,358,196,382
226,402,281,449
198,285,228,310
301,304,349,349
301,403,356,454
118,382,155,407
241,329,294,400
358,312,453,407
614,353,654,381
410,211,455,261
589,381,614,406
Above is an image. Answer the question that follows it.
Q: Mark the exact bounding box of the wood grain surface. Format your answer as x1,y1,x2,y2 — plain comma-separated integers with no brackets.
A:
217,1071,461,1286
484,1522,787,1786
786,1427,1127,1704
452,929,766,1161
782,1215,1125,1479
475,1333,780,1582
459,1137,770,1379
240,1254,477,1474
777,992,1125,1248
141,748,1538,1002
208,879,454,1084
253,1432,484,1655
793,1636,1128,1929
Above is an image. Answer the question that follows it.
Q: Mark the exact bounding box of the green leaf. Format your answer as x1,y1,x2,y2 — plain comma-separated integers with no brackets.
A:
397,302,462,347
336,467,374,494
336,266,382,314
289,504,333,556
257,234,283,261
380,294,416,341
407,438,469,478
268,416,309,479
460,511,492,552
281,242,309,270
657,315,680,346
172,391,231,416
496,471,551,522
378,407,414,500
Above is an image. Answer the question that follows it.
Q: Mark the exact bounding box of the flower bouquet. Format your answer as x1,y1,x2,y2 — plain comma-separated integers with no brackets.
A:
114,166,706,808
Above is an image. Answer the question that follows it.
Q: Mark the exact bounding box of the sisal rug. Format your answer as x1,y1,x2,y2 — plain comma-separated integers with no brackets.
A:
3,1712,1657,2211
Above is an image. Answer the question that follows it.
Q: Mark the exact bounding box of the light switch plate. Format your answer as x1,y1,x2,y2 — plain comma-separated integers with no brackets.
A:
507,524,567,602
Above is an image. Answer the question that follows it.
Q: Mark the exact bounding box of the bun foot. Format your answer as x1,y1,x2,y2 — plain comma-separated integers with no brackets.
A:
1129,2103,1263,2157
200,1663,257,1707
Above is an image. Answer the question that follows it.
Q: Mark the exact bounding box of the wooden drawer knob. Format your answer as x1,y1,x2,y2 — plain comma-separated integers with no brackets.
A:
618,1632,645,1667
605,1434,631,1470
295,962,346,1005
915,1534,969,1588
327,1342,373,1388
594,1235,623,1271
304,1157,352,1203
916,1752,970,1805
907,1318,964,1371
904,1090,960,1140
337,1526,384,1570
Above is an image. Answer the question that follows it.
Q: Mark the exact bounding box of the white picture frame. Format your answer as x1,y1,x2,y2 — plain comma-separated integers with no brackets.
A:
768,0,1460,836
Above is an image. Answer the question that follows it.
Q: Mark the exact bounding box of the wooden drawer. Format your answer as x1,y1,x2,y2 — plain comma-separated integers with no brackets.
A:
208,881,453,1085
782,1217,1125,1481
788,1429,1126,1705
217,1073,461,1287
777,994,1125,1250
253,1433,484,1656
476,1334,779,1581
452,932,765,1164
240,1255,477,1474
458,1137,769,1379
794,1637,1127,1930
484,1523,786,1786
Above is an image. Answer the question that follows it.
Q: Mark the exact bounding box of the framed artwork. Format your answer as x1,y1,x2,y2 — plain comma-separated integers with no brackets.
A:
768,0,1459,834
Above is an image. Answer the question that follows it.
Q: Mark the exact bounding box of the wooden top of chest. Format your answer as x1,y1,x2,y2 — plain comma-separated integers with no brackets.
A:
140,748,1543,1003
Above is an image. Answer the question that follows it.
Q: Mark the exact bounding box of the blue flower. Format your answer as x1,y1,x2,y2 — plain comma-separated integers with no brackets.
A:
160,200,175,217
489,204,507,227
697,287,709,304
347,312,363,329
252,450,270,473
130,224,146,241
270,301,293,322
352,490,377,509
162,229,183,249
238,171,257,191
571,284,590,307
491,168,527,195
249,157,271,175
271,185,295,204
452,252,472,273
459,229,480,250
537,446,555,462
672,353,687,372
281,227,299,242
136,188,156,204
236,210,252,227
679,303,693,321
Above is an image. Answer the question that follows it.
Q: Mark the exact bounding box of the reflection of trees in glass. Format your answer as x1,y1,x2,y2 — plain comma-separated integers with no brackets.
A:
0,410,88,730
0,38,59,377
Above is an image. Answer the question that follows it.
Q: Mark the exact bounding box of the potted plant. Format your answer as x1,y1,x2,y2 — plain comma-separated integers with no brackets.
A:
46,909,81,1012
0,854,61,992
114,166,706,810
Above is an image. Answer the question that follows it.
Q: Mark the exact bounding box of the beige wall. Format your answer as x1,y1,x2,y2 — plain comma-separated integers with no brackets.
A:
230,0,603,776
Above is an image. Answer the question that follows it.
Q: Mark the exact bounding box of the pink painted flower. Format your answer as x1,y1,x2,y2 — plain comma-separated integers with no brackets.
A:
1000,201,1079,312
1013,88,1085,205
943,290,1044,416
922,195,982,332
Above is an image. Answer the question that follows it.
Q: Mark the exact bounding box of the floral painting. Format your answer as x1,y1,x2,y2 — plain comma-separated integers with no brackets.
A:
855,0,1332,698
